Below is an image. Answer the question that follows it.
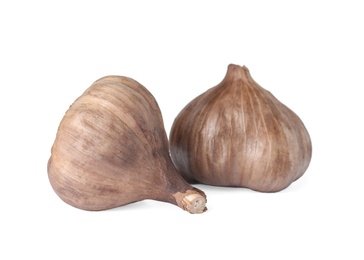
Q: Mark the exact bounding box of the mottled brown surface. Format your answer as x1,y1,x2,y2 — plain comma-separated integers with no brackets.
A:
48,76,206,212
170,64,312,192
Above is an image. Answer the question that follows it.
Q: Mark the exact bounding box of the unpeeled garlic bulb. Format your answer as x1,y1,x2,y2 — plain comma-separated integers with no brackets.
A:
170,64,312,192
48,76,207,213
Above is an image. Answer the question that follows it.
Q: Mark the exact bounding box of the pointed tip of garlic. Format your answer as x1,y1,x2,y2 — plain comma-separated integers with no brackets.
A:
225,64,252,82
228,63,248,69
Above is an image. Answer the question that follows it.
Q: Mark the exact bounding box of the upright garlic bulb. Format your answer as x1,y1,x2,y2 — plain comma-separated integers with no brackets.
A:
170,64,312,192
48,76,207,213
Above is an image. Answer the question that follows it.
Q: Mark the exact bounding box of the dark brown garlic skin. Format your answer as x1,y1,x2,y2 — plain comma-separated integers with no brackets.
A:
170,64,312,192
48,76,207,213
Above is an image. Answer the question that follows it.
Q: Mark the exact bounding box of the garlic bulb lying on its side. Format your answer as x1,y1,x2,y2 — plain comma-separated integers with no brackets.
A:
170,64,312,192
48,76,207,213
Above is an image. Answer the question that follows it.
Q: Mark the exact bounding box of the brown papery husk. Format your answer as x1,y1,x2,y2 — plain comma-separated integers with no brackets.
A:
48,76,207,213
170,64,312,192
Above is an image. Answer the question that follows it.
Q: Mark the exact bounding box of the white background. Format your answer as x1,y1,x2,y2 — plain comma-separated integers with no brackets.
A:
1,0,363,259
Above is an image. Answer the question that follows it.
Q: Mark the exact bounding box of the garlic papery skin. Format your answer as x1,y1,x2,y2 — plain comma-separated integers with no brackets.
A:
170,64,312,192
48,76,207,213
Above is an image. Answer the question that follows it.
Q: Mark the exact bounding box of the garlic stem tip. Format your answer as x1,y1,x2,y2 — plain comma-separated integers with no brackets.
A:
182,193,207,214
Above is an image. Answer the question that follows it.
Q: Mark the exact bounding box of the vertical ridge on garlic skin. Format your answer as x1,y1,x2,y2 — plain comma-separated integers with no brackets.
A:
170,64,312,192
240,66,308,191
199,87,233,184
